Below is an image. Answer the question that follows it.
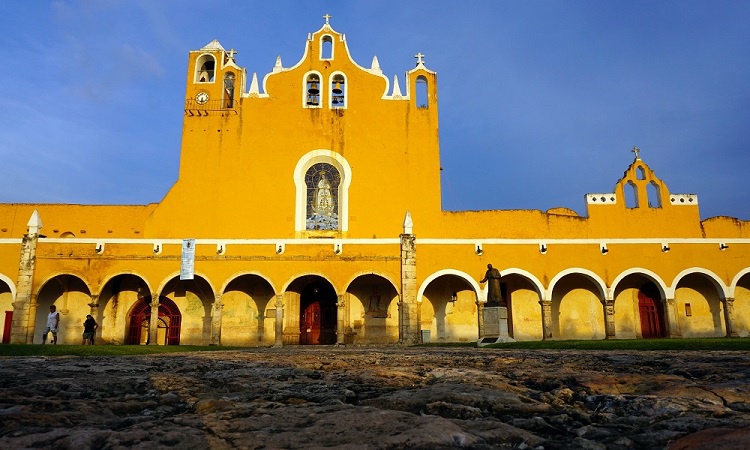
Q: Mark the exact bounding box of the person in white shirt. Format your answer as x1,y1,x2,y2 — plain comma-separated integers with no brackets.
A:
42,305,60,344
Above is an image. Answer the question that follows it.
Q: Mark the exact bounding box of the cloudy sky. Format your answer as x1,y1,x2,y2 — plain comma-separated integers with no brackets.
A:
1,1,749,220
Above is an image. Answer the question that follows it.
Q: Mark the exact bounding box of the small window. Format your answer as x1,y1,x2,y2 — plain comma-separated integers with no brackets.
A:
306,74,321,107
625,181,639,208
416,76,428,108
223,72,235,108
636,166,646,180
685,303,692,317
321,35,333,60
196,55,216,83
331,74,345,108
647,181,661,208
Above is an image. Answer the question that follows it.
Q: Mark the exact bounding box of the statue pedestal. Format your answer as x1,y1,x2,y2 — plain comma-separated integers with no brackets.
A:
478,306,515,346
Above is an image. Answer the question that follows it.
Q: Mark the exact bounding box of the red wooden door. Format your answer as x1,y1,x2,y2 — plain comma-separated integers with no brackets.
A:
2,311,12,344
638,291,664,338
301,302,321,345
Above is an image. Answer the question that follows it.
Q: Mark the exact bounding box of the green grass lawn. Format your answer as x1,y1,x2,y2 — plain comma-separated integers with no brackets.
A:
1,337,749,357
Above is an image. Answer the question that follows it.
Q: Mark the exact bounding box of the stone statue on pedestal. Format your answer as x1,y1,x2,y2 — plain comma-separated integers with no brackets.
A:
480,264,505,307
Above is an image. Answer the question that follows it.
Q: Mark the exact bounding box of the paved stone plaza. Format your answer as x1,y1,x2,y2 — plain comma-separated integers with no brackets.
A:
1,347,749,449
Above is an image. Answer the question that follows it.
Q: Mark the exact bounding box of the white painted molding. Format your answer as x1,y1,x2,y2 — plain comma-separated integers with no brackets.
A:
586,193,617,205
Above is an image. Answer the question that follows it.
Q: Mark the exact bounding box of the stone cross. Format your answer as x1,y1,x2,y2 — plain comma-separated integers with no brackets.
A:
323,13,332,24
227,49,237,61
632,146,641,160
415,52,425,65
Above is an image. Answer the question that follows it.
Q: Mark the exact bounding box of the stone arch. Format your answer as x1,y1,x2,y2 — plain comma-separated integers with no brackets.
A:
34,274,92,345
285,274,339,345
125,296,182,345
611,269,669,339
418,269,480,343
221,272,277,346
0,273,16,300
346,273,400,344
500,268,545,341
671,268,728,338
98,273,150,345
548,269,607,340
730,269,750,337
158,273,216,345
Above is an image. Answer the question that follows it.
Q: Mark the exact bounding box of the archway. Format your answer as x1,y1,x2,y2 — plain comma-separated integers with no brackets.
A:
674,273,725,337
734,272,750,337
0,278,13,344
298,280,337,345
501,273,544,341
34,274,92,344
99,274,149,345
638,282,666,338
221,274,276,346
346,274,399,344
420,273,478,342
550,273,605,340
126,297,181,345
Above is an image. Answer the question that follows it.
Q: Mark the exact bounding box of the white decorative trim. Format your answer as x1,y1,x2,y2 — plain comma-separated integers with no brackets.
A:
610,268,669,301
669,267,729,298
200,39,225,51
219,271,279,297
416,269,481,303
319,34,335,60
293,150,353,232
194,53,217,84
586,193,616,205
546,268,607,302
0,273,17,301
302,70,323,109
328,71,347,109
669,194,698,205
34,272,93,298
499,268,545,299
729,268,750,298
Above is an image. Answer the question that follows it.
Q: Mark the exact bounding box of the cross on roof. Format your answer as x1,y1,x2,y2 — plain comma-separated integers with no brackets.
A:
323,13,332,24
632,146,641,160
227,49,237,61
415,52,425,65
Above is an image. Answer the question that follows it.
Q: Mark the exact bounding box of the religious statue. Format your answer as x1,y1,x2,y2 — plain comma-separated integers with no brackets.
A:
480,264,505,307
313,173,335,215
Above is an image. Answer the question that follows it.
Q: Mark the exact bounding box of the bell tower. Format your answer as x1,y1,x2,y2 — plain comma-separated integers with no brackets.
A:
185,40,245,115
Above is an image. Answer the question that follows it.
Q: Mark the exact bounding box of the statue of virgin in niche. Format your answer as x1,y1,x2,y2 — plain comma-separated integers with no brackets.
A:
313,173,335,215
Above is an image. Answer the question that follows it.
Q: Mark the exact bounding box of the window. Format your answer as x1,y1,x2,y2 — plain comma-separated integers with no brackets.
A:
223,72,235,108
305,163,340,230
195,55,216,83
321,35,333,60
331,74,345,108
305,73,322,107
685,303,692,317
416,75,428,108
636,166,646,180
647,181,661,208
625,181,639,208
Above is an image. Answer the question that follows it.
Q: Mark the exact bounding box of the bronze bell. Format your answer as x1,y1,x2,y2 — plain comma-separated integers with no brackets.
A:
308,82,319,95
332,81,343,94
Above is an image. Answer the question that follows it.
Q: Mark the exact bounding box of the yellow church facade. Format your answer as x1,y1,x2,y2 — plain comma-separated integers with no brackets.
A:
1,19,749,346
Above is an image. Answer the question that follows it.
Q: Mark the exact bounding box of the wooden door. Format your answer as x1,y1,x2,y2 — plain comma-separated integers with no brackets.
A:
2,311,12,344
638,290,664,338
301,302,321,345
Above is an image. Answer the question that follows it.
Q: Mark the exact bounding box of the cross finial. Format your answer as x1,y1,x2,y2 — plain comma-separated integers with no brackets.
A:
226,49,237,61
323,13,332,24
631,146,641,160
415,52,425,65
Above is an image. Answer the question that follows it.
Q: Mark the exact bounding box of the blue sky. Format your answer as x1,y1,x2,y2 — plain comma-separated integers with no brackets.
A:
1,1,749,220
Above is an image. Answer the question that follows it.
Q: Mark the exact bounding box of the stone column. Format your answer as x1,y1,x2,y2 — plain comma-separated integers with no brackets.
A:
399,233,420,345
604,300,616,339
274,294,284,347
210,294,223,345
664,298,681,338
11,211,42,344
88,294,100,343
540,299,553,340
148,294,161,345
336,294,346,345
723,297,738,337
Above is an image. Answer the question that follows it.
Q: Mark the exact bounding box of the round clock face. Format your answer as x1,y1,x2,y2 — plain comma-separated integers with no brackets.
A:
195,92,209,104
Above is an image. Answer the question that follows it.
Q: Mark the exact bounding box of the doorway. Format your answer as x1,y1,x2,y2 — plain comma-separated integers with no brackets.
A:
126,297,182,345
299,282,337,345
638,283,665,338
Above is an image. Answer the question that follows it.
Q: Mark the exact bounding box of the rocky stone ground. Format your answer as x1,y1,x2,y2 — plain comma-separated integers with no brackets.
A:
0,347,749,449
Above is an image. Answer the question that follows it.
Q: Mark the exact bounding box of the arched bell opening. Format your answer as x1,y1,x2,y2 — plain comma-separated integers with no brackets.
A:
126,296,181,345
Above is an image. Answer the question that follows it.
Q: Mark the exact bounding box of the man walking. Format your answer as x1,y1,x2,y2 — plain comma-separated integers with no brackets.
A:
42,305,60,344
